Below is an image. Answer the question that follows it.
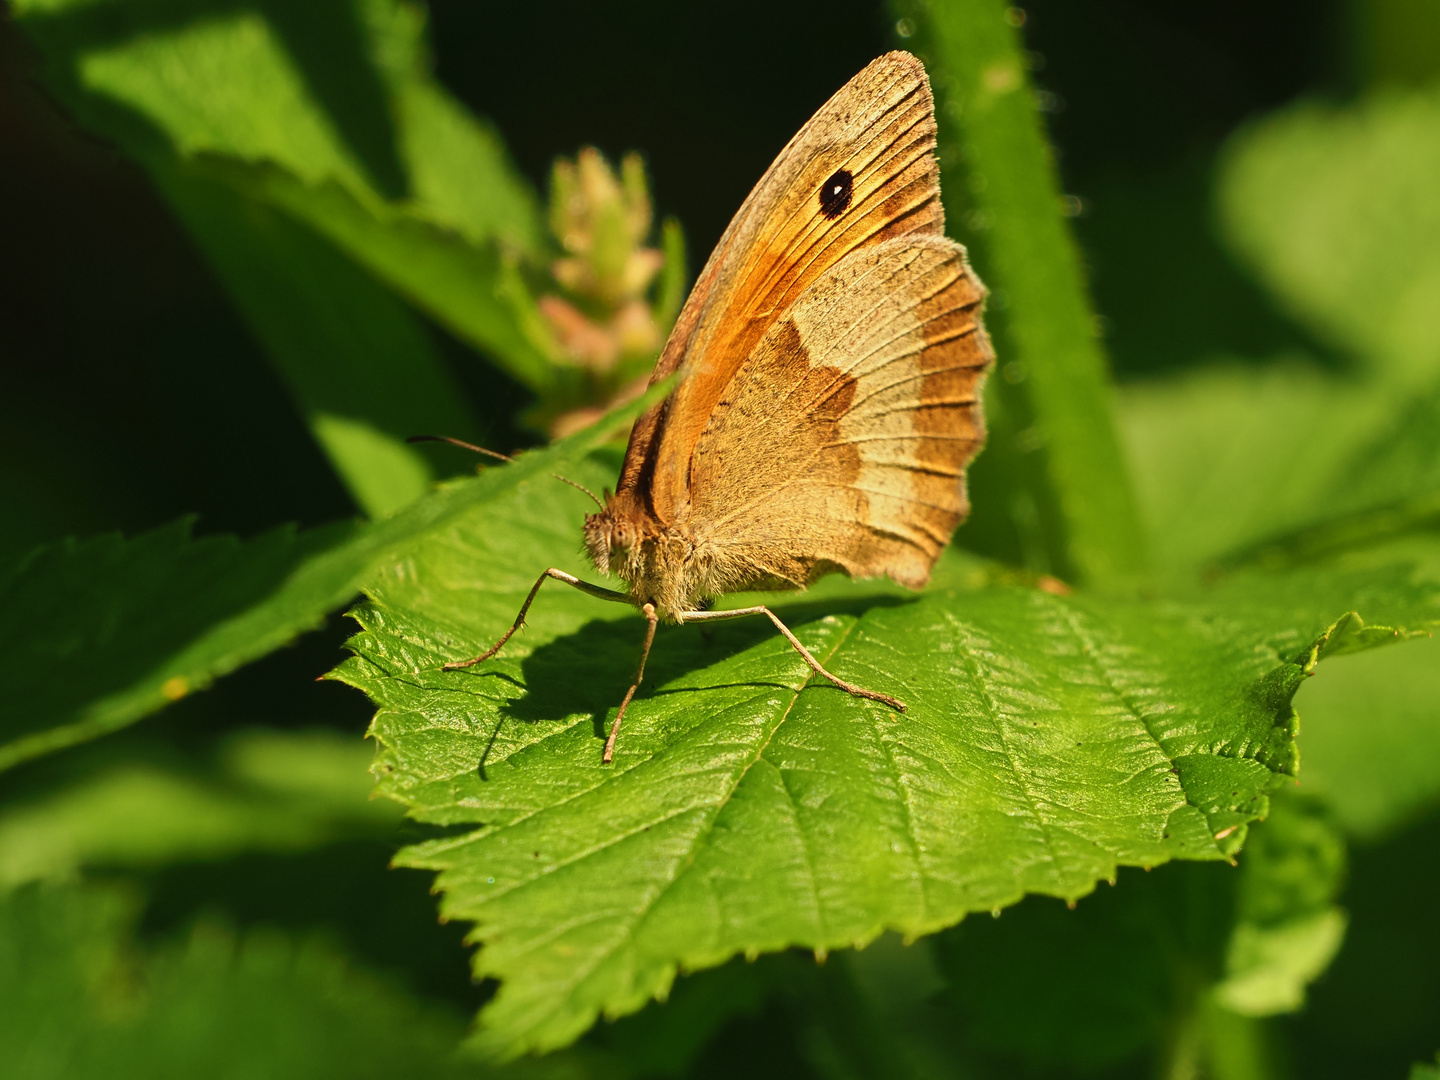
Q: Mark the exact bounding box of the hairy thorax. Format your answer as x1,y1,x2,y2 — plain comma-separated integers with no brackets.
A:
583,508,733,620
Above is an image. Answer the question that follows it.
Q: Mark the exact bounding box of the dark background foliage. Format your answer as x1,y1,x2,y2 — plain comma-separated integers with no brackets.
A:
0,0,1346,561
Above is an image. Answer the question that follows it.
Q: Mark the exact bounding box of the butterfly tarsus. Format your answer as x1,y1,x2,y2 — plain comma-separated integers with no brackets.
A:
604,603,659,764
678,605,907,712
440,568,629,672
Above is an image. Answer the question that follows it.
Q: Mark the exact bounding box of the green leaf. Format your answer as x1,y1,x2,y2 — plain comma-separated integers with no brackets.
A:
1213,795,1348,1016
891,0,1146,584
154,167,481,517
1217,911,1349,1017
1218,86,1440,385
0,385,668,772
1413,1054,1440,1080
1326,376,1440,514
72,5,381,197
329,444,1439,1057
0,518,357,771
0,881,472,1080
14,0,554,506
1294,634,1440,840
933,795,1344,1075
0,730,400,890
232,0,561,389
1120,362,1396,573
359,0,544,253
199,158,560,394
18,0,543,251
1120,361,1440,574
1233,375,1440,569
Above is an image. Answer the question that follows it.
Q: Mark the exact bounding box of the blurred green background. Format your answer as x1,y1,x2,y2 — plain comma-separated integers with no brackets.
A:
2,0,1439,1077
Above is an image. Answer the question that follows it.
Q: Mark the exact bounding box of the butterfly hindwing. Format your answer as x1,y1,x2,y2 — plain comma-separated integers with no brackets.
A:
685,235,991,592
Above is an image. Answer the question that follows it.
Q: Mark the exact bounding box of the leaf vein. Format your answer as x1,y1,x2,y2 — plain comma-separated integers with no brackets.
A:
944,609,1064,877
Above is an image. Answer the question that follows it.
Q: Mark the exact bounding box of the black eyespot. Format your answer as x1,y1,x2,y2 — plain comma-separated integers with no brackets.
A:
818,168,853,219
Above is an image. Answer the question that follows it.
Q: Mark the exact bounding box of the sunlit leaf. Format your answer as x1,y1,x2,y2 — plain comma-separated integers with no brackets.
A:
13,0,554,507
1119,362,1394,572
1120,361,1440,574
331,450,1439,1057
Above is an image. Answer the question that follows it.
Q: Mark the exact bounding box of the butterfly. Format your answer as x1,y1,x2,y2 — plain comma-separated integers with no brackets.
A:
444,51,992,762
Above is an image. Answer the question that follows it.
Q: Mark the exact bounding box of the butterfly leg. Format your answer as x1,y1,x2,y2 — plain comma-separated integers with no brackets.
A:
678,606,906,712
442,568,630,671
603,602,659,763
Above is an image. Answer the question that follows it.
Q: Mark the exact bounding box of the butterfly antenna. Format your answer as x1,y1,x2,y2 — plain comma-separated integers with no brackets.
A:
551,473,605,510
408,435,604,510
406,434,514,464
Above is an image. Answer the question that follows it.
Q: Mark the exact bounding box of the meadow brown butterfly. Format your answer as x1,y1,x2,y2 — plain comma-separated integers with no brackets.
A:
446,52,992,762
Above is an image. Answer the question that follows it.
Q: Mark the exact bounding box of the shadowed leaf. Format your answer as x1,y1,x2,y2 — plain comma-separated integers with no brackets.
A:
0,881,471,1079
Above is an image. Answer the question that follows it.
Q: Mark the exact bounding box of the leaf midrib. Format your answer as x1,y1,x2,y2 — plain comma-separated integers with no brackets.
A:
946,606,1065,876
746,616,863,947
1054,600,1219,858
863,670,934,927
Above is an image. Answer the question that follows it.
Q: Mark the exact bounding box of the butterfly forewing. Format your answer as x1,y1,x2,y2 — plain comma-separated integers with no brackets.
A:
615,52,946,525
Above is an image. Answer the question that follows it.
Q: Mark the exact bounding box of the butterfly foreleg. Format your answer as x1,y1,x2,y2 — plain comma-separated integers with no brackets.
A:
603,602,659,764
442,568,629,671
677,606,906,712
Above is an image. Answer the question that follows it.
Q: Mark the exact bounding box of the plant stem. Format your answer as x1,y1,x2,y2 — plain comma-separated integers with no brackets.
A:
893,0,1148,585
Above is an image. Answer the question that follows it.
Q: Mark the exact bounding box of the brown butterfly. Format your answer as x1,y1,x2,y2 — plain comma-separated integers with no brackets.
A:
445,51,992,762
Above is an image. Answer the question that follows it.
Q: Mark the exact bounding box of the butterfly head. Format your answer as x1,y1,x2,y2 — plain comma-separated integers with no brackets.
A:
582,503,641,577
